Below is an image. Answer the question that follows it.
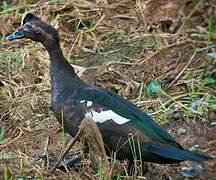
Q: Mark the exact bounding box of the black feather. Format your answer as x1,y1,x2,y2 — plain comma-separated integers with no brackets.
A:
22,13,59,42
22,12,39,25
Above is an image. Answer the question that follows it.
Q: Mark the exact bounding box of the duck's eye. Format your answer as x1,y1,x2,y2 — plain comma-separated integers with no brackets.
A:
22,22,33,31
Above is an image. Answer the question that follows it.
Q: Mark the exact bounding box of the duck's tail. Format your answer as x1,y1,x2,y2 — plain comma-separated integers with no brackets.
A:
140,141,213,164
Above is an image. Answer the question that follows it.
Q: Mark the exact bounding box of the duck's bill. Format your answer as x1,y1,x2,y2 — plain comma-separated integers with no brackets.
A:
6,30,24,41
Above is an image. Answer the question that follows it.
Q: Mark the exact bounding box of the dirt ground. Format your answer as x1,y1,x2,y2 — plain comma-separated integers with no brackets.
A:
0,0,216,179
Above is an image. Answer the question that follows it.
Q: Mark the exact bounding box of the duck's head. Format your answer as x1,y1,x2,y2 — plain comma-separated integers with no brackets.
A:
6,13,59,48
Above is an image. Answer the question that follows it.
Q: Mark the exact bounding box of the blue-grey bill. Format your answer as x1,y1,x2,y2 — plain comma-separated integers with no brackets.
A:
6,30,24,41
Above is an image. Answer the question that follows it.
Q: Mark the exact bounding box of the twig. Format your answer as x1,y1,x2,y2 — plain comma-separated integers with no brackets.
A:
167,51,196,88
42,136,50,156
42,136,50,168
51,128,83,173
81,118,111,180
176,0,204,34
137,41,186,66
121,175,147,179
67,32,82,59
0,128,23,150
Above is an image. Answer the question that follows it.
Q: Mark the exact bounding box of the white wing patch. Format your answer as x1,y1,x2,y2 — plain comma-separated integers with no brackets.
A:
85,109,130,125
80,100,92,107
87,101,93,107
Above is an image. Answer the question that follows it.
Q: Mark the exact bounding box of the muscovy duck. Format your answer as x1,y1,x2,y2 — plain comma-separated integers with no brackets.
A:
6,13,212,165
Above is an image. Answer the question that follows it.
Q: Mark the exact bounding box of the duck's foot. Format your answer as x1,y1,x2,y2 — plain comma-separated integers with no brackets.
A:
37,154,81,171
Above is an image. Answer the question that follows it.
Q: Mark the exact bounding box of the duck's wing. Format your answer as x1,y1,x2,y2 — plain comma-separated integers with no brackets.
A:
74,86,182,149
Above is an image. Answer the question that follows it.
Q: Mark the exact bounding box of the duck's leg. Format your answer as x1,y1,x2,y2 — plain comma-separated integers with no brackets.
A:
51,128,83,172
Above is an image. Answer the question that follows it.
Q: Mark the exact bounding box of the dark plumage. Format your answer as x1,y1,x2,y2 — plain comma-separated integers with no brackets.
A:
6,13,212,167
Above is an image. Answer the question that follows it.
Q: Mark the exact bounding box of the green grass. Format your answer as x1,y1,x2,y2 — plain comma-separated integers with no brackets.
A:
0,50,22,100
95,169,106,180
57,111,71,155
0,51,22,73
0,2,19,15
207,15,216,33
0,88,11,100
0,128,5,145
207,15,216,41
192,0,197,6
70,28,153,67
0,1,9,12
127,133,143,177
3,165,8,180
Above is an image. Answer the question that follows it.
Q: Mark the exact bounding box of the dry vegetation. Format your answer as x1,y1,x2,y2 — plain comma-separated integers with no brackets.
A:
0,0,216,179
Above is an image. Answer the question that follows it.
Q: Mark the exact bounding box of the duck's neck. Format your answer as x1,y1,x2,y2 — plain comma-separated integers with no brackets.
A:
46,43,85,103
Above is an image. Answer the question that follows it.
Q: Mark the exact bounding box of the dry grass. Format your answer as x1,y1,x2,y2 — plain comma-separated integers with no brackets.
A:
0,0,216,179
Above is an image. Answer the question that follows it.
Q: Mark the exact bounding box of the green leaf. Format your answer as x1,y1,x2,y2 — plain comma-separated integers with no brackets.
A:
210,104,216,111
203,77,216,85
1,1,9,11
208,52,216,59
146,80,161,96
